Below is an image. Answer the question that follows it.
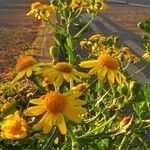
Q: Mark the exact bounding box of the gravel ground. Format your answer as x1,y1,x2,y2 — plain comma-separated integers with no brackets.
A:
0,1,39,82
102,3,150,36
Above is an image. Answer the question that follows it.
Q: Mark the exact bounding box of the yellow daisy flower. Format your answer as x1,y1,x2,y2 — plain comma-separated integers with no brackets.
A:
80,53,125,84
24,91,87,134
70,0,87,9
142,52,150,62
12,55,44,83
27,2,53,20
87,0,107,13
1,111,27,140
41,62,89,88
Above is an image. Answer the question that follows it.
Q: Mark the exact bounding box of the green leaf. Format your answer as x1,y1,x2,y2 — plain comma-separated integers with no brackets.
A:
144,82,150,110
3,101,18,116
144,82,150,101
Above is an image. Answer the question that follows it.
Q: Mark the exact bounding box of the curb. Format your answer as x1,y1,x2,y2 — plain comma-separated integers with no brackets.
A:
31,13,56,62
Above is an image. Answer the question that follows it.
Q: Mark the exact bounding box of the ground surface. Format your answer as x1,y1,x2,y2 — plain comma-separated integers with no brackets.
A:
0,0,39,82
0,2,150,82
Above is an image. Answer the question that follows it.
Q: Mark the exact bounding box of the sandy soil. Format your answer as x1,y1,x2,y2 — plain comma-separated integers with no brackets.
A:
0,1,39,82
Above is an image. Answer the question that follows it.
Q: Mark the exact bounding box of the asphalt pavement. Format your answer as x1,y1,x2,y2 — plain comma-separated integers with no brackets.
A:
0,0,38,81
107,0,150,7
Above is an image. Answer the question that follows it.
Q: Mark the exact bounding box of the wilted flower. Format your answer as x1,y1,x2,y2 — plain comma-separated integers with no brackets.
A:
72,83,87,92
24,91,87,134
80,53,125,84
1,111,27,140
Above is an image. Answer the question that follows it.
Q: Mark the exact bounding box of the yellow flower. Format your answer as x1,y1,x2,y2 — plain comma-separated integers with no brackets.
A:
31,2,42,10
87,0,107,13
12,55,44,83
41,62,89,87
142,52,150,62
27,2,53,20
80,53,125,84
70,0,87,9
89,34,102,41
1,111,27,140
24,91,87,134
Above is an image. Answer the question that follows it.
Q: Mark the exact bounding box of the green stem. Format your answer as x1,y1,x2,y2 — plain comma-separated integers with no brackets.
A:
41,127,59,150
123,62,131,71
74,16,95,38
66,36,75,65
68,125,78,150
28,75,46,93
118,131,130,150
78,112,118,139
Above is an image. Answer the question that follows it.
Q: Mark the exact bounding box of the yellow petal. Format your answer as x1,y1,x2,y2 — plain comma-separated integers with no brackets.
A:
88,65,100,75
63,73,70,82
56,113,66,134
29,99,43,105
63,91,81,98
72,69,90,78
24,106,46,116
63,106,86,123
33,112,48,130
55,73,64,87
11,70,25,83
43,112,53,134
79,60,98,68
43,71,58,82
98,66,107,80
26,68,32,77
107,69,115,84
32,66,41,71
66,98,86,106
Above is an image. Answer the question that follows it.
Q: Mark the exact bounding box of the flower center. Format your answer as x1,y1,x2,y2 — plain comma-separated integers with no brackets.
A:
9,119,25,135
16,56,37,72
43,91,65,113
98,54,119,70
55,62,72,73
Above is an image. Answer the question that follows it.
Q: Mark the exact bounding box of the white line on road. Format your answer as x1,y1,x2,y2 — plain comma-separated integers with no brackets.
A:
95,15,119,33
127,63,149,84
82,13,119,33
106,0,150,8
124,40,144,56
128,3,150,8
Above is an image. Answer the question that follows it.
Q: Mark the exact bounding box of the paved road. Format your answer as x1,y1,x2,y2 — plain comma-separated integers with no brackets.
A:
107,0,150,7
0,0,38,80
81,3,150,84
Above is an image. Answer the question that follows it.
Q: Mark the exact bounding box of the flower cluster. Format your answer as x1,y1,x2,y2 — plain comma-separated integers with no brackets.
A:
27,2,55,20
0,0,150,149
